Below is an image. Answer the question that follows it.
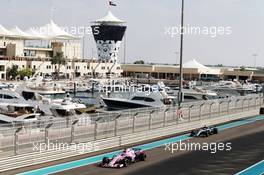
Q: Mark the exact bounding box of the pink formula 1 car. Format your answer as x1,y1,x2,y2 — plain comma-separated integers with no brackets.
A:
98,148,146,168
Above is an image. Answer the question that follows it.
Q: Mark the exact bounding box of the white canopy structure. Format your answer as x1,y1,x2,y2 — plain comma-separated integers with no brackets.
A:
0,21,78,40
10,26,38,39
26,28,48,40
0,25,15,38
35,20,77,40
94,11,125,24
181,59,220,75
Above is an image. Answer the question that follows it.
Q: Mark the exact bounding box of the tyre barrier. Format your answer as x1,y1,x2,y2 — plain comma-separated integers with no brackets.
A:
260,107,264,114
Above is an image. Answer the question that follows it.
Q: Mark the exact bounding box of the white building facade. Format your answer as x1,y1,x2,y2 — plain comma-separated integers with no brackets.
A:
0,21,123,80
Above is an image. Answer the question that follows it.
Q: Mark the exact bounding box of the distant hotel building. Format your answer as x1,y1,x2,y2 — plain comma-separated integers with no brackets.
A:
1,14,263,82
122,59,264,82
0,18,123,80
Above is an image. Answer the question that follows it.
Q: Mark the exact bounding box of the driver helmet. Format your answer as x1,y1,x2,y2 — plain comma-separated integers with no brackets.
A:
123,148,131,153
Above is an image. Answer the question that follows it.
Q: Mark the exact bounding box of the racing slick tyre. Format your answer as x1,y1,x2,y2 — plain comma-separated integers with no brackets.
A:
260,107,264,114
122,159,129,167
190,130,195,136
126,157,133,164
205,132,209,137
102,157,110,164
138,153,146,161
213,128,218,134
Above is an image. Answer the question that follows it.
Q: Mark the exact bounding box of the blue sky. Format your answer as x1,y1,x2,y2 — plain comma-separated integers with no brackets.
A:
1,0,263,66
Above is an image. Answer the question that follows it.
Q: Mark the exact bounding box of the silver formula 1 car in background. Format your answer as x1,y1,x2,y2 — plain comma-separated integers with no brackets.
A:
190,126,218,137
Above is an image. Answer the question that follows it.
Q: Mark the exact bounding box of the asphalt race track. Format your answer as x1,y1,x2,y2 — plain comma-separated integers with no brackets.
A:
52,118,264,175
127,128,264,175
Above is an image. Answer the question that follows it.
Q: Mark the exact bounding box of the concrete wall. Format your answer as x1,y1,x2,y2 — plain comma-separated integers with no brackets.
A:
2,40,24,57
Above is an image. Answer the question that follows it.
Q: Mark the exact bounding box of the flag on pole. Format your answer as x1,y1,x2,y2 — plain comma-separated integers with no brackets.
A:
109,0,117,6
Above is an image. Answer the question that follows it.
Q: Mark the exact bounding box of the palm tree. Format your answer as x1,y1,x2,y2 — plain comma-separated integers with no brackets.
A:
6,65,18,80
51,52,66,80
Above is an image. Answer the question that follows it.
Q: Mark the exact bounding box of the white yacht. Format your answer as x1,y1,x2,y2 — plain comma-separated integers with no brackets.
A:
0,89,51,117
0,103,41,124
1,87,87,118
182,87,218,101
49,93,87,117
62,82,91,93
22,82,65,96
101,91,176,110
0,83,15,89
207,80,255,97
0,89,24,103
164,86,219,101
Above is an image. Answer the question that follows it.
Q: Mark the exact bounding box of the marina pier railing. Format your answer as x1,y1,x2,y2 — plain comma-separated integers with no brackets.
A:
0,94,262,157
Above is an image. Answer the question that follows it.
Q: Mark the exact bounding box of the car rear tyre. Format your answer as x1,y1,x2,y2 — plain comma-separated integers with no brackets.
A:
102,157,110,164
138,153,146,161
126,157,132,164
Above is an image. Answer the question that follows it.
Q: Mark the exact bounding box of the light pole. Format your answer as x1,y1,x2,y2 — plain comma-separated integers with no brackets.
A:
14,127,23,155
209,102,215,118
133,112,139,133
82,36,85,59
71,119,79,143
253,54,258,68
188,105,194,121
123,33,127,64
219,101,224,116
164,108,170,127
174,51,179,64
174,51,179,80
199,103,204,120
50,2,56,20
178,0,184,107
91,48,95,58
114,114,122,136
45,123,53,147
227,100,232,114
149,110,155,130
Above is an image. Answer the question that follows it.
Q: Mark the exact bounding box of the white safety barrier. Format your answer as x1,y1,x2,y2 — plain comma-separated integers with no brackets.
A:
0,107,260,172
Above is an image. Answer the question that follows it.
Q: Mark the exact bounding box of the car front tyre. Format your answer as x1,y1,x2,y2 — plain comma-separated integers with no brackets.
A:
214,128,218,134
122,159,129,167
102,157,110,164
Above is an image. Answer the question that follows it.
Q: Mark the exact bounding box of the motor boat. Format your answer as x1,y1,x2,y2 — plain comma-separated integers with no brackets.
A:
62,81,91,93
0,88,52,117
206,80,255,97
13,85,88,117
0,83,15,89
182,87,218,101
22,82,65,96
49,93,87,117
0,103,41,124
101,91,176,110
0,89,25,103
161,83,219,101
